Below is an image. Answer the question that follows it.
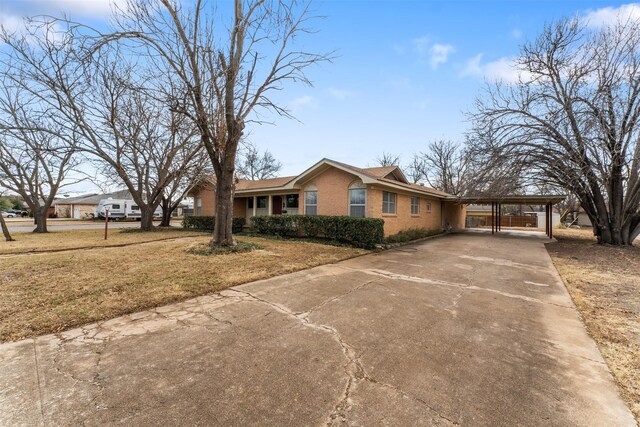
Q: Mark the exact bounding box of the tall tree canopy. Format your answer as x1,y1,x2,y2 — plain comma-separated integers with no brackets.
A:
471,17,640,245
103,0,329,246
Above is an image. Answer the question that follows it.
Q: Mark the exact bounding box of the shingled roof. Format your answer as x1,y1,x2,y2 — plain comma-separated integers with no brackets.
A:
192,158,453,199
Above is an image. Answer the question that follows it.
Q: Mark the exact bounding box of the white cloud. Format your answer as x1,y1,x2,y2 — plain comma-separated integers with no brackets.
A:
460,54,528,83
289,95,315,112
5,0,124,16
0,15,24,34
411,36,430,58
584,3,640,28
0,0,126,35
430,43,454,69
328,88,355,101
408,36,455,69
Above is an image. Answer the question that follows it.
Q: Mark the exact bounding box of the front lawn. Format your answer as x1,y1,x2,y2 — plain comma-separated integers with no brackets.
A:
0,228,209,254
547,228,640,422
0,234,367,342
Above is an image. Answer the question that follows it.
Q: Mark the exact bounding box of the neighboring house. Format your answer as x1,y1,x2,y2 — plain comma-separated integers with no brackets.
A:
54,190,133,219
466,204,493,217
188,158,466,236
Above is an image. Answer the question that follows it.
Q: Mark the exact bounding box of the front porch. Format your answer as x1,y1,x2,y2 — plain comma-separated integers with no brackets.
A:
235,192,301,222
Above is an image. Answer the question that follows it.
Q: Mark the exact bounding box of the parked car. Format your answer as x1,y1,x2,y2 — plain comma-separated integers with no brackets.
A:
1,211,15,218
6,209,28,217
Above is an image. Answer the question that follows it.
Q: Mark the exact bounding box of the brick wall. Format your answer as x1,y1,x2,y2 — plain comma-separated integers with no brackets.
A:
300,167,358,216
193,185,216,216
444,202,466,230
368,187,443,236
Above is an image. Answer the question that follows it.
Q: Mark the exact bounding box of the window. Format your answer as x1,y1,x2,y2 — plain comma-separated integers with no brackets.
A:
111,204,121,210
131,205,139,211
305,191,317,215
285,194,299,208
257,196,267,209
247,197,254,209
348,180,366,218
349,189,366,217
382,192,396,214
196,197,202,216
426,201,432,213
411,197,420,215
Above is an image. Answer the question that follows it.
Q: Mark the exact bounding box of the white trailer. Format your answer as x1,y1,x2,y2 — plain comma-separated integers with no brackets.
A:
96,199,142,220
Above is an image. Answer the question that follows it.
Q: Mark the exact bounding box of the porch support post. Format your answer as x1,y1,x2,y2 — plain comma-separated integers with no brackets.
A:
252,196,257,218
498,203,501,231
268,195,272,216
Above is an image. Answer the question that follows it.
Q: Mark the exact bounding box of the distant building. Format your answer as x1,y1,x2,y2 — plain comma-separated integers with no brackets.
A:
54,190,132,219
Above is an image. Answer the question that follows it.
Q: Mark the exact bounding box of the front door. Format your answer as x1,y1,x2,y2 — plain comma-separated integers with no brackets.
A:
272,196,283,215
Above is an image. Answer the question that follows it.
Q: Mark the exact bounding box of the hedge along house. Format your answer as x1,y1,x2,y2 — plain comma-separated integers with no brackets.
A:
188,158,466,237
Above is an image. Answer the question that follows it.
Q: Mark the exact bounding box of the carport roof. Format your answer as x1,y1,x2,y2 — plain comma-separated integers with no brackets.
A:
453,195,566,205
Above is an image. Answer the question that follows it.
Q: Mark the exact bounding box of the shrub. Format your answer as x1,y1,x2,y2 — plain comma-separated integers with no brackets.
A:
385,228,443,244
248,215,384,249
182,216,246,233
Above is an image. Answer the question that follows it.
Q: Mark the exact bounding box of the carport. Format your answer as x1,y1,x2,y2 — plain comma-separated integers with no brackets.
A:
455,195,566,238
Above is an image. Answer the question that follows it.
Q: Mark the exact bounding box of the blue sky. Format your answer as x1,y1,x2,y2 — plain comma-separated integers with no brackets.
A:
1,0,638,191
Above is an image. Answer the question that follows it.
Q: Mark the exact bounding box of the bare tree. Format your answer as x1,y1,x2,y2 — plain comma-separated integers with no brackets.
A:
471,17,640,245
404,155,427,184
1,20,205,231
84,57,204,231
236,141,282,180
0,189,15,242
102,0,329,246
159,151,210,227
0,70,78,233
412,140,472,196
374,152,401,167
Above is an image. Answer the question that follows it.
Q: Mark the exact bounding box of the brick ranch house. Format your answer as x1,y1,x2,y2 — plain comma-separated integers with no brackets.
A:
188,158,466,237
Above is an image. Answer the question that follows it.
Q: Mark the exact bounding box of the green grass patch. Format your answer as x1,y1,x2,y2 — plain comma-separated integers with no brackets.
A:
187,240,263,256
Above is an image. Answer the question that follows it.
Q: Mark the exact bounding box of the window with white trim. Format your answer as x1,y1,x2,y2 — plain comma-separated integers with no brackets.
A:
411,197,420,215
305,191,318,215
426,201,432,213
382,191,396,214
348,181,366,217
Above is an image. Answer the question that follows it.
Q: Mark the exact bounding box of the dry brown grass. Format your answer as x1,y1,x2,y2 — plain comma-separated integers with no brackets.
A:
0,235,366,343
0,228,208,254
547,228,640,421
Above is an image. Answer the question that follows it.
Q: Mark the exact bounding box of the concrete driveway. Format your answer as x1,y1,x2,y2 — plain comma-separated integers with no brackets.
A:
0,231,634,426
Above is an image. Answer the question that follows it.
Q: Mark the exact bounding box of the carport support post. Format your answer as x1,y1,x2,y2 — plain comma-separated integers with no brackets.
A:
491,202,495,235
548,203,553,239
545,203,549,237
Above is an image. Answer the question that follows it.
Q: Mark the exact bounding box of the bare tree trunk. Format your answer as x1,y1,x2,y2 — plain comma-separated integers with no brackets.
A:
140,207,156,231
0,214,14,242
33,209,48,233
212,159,236,247
160,198,173,227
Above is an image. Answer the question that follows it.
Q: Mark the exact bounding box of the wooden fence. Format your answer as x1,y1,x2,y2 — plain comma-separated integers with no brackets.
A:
466,215,538,228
